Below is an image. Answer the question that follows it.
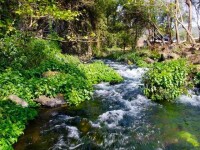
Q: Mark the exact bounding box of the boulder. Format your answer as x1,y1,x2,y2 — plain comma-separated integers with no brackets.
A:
34,95,66,107
168,53,180,60
8,95,28,107
188,55,200,64
181,51,192,58
159,52,180,61
145,58,154,64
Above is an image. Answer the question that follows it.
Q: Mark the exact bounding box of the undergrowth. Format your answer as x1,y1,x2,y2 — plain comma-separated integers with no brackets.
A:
0,101,37,150
105,49,160,67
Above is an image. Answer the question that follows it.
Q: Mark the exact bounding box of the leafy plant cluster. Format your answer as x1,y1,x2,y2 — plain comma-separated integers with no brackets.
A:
0,36,123,149
80,61,123,84
0,32,61,70
143,59,192,101
0,101,37,150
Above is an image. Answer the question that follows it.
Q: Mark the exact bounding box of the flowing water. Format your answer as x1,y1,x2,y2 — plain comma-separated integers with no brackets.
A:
15,60,200,150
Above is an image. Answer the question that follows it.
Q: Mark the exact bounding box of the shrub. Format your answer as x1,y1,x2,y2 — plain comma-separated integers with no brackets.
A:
143,59,192,101
0,32,61,70
0,101,37,150
25,38,61,68
0,32,27,70
0,69,37,106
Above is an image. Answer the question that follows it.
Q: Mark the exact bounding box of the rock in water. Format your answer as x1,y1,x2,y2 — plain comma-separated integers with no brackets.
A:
8,95,29,107
35,95,66,107
145,58,154,64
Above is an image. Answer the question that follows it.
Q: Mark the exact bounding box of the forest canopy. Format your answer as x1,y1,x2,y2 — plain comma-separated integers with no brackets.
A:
0,0,199,57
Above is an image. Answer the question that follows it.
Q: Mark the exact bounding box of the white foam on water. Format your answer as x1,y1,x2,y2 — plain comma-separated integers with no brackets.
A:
57,115,74,121
66,126,80,139
94,82,111,90
99,110,125,128
69,143,84,150
90,121,101,128
51,135,67,150
97,94,155,129
178,95,200,106
93,61,154,129
117,68,147,80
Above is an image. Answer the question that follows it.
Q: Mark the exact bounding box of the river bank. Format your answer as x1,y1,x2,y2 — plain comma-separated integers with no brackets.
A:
0,39,123,149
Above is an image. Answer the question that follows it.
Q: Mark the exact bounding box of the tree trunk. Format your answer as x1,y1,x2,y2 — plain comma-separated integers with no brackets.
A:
175,0,180,44
176,17,196,44
87,38,93,58
198,27,200,43
175,0,195,44
194,5,200,42
167,1,173,44
96,27,101,53
186,0,192,43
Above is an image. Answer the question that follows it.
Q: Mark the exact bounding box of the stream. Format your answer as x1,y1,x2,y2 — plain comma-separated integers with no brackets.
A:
15,60,200,150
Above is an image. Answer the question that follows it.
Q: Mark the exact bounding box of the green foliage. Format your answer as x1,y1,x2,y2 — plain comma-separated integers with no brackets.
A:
25,38,61,68
148,50,161,60
0,101,37,150
143,59,192,101
117,52,149,67
15,0,79,21
117,31,131,50
0,37,123,148
0,37,122,105
106,50,153,67
0,69,37,106
0,32,27,70
80,61,123,84
0,32,61,70
0,0,18,37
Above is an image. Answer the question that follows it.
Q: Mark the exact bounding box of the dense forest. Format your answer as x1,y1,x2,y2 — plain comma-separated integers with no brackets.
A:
1,0,199,56
0,0,200,149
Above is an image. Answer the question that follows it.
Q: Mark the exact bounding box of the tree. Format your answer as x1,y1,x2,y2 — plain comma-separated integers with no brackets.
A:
186,0,193,42
175,0,181,44
192,0,200,42
15,0,79,36
173,0,196,44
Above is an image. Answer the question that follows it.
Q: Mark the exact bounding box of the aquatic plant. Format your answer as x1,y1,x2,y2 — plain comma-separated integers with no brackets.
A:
179,131,199,147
